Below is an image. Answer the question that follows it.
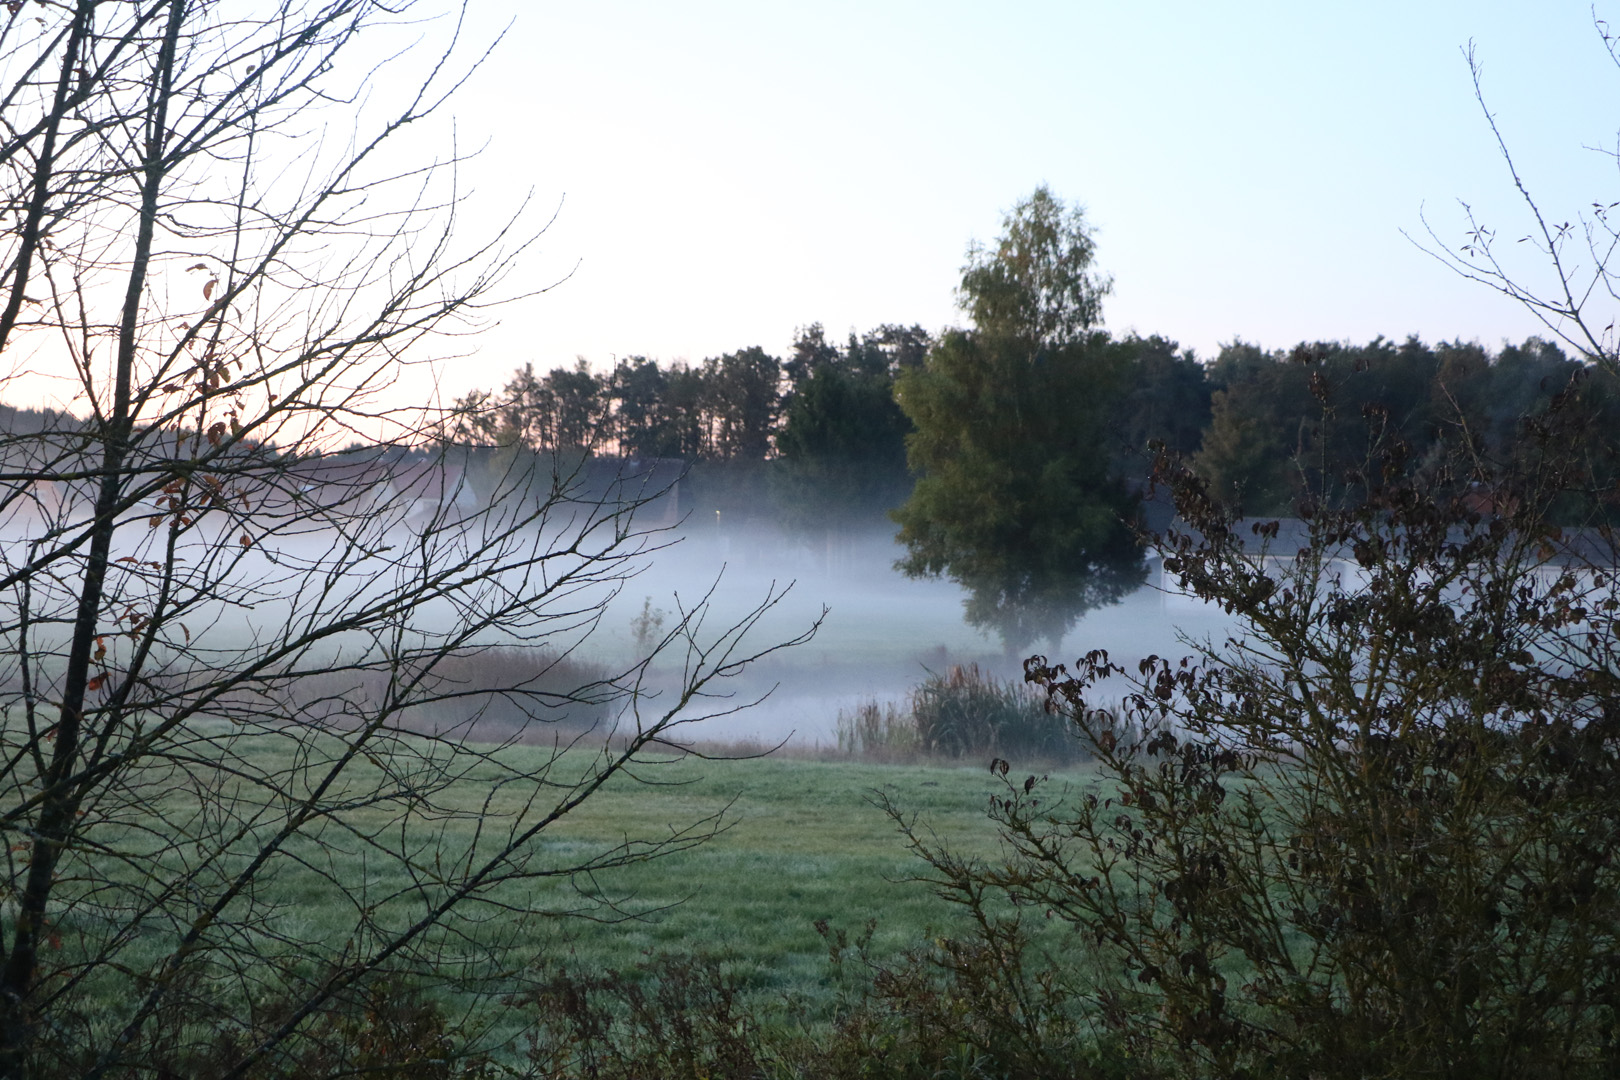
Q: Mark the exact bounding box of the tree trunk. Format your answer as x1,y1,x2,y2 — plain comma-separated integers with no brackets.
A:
0,3,185,1072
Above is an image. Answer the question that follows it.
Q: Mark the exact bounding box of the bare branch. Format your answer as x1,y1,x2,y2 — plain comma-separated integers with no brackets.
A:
0,3,808,1075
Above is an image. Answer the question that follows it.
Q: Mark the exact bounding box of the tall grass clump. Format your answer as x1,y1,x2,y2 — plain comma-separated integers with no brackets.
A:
838,664,1086,763
834,699,920,759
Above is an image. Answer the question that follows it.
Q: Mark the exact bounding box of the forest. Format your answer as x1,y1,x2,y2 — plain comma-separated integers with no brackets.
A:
431,329,1618,528
8,327,1607,535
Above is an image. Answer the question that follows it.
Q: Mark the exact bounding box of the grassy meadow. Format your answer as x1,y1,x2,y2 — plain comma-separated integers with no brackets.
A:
48,716,1105,1058
507,750,1099,980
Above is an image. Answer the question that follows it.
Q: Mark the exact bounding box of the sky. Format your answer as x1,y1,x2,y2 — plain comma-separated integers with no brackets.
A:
7,0,1598,419
406,1,1620,399
7,3,1613,414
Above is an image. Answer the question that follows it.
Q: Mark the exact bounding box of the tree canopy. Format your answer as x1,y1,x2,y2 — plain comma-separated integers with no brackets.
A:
891,188,1144,653
773,324,922,536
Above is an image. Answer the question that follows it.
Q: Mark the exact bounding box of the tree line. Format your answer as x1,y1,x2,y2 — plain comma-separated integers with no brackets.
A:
452,323,1616,530
445,325,927,531
1197,334,1620,517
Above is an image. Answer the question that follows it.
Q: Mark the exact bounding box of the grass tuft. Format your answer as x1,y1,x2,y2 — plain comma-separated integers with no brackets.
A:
837,664,1086,764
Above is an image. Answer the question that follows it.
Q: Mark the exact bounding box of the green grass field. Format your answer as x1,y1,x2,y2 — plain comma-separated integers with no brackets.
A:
41,727,1103,1048
503,749,1099,981
430,747,1100,1052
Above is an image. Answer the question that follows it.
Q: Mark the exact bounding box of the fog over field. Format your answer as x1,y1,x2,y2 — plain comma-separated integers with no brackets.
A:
1,467,1232,751
593,518,1240,747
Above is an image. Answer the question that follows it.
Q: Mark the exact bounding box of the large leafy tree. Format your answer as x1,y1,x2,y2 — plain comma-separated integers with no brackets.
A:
892,188,1143,654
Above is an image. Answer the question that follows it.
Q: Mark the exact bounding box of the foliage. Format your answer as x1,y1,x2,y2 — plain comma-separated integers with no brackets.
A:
445,317,1620,540
835,663,1114,764
1109,335,1213,485
1195,335,1620,517
107,979,493,1080
837,665,1102,763
515,954,771,1080
452,348,781,464
835,699,920,759
773,324,920,536
507,924,1135,1080
702,346,783,461
454,361,611,456
908,664,1076,761
957,186,1112,348
903,395,1620,1078
0,3,808,1075
891,322,1143,654
805,867,1147,1080
451,324,933,535
892,188,1144,654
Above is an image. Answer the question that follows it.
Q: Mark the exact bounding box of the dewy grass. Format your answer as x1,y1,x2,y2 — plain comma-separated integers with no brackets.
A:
497,751,1078,982
53,725,1103,1048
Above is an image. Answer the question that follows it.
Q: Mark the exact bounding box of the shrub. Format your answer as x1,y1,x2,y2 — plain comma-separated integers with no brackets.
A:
911,664,1067,759
66,976,492,1080
800,915,1140,1080
834,699,920,759
837,664,1086,763
507,933,1135,1080
904,406,1620,1078
513,955,770,1080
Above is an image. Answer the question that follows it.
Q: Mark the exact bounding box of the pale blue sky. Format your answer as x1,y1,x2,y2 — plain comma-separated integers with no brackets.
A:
433,2,1618,394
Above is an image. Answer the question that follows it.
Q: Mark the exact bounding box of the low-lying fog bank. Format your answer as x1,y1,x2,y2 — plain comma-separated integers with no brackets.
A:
596,522,1240,748
1,497,1235,749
